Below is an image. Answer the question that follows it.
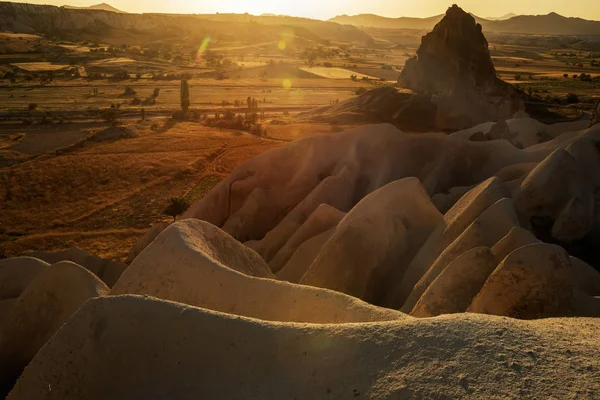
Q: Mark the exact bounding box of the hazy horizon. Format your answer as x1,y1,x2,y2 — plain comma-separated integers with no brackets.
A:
6,0,600,21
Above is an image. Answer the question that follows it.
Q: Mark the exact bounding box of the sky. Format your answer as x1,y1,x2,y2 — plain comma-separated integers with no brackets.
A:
13,0,600,20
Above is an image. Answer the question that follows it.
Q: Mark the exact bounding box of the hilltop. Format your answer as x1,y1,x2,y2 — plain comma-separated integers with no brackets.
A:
63,2,124,13
0,2,371,46
330,11,600,35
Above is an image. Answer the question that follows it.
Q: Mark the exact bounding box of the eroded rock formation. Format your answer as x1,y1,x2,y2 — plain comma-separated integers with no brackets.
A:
399,4,524,129
3,117,600,398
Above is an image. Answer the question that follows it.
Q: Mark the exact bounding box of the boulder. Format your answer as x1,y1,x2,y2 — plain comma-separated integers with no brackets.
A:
112,220,403,324
300,212,409,304
397,177,510,306
469,244,576,318
401,197,520,312
267,204,345,272
300,178,442,306
514,148,582,219
411,247,497,317
125,222,171,263
490,227,540,262
0,257,49,300
251,166,356,263
183,124,542,247
26,247,126,287
276,229,335,284
7,295,600,400
0,261,108,396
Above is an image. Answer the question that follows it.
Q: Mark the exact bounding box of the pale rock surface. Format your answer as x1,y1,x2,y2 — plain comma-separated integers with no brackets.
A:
0,261,108,395
301,178,442,306
514,148,583,219
431,185,474,214
396,177,510,306
402,197,520,311
184,124,544,246
469,244,577,318
112,220,403,323
7,295,600,400
451,117,587,149
268,204,345,272
26,247,126,287
0,257,49,300
490,226,540,262
276,229,335,284
125,221,171,263
411,247,497,317
251,165,356,263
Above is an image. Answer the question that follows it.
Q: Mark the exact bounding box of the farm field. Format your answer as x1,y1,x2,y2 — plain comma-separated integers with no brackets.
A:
1,18,600,261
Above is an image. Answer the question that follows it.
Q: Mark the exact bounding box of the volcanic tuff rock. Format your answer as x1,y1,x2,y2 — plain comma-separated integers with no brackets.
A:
398,5,524,129
6,296,600,400
299,6,527,131
4,118,600,398
26,247,126,287
0,261,108,396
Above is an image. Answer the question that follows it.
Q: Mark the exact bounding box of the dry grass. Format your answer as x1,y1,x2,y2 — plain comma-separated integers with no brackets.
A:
0,121,284,261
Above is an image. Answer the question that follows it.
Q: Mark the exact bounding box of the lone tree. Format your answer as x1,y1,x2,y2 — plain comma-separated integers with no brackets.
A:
180,79,190,114
163,196,191,221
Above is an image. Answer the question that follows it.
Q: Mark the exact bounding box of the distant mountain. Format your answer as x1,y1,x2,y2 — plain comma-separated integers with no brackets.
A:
330,13,443,30
330,11,600,35
490,12,600,35
486,13,516,21
0,2,373,46
63,3,124,13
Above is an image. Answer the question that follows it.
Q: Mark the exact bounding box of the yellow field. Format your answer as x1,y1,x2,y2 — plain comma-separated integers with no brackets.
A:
300,66,378,80
10,62,70,72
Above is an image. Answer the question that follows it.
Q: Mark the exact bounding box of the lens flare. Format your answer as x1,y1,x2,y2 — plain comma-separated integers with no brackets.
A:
283,79,292,89
278,39,286,51
195,35,211,63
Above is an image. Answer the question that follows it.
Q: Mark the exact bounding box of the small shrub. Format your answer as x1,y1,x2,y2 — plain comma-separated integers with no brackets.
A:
250,124,265,136
223,110,235,120
163,197,191,221
122,86,137,96
27,103,38,110
100,108,120,122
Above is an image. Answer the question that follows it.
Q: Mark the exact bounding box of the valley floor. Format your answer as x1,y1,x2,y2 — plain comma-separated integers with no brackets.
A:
0,120,348,261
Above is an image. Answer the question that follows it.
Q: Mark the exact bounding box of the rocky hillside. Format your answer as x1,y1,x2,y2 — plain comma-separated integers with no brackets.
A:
63,2,124,13
2,117,600,398
300,6,524,132
331,9,600,35
0,2,371,45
